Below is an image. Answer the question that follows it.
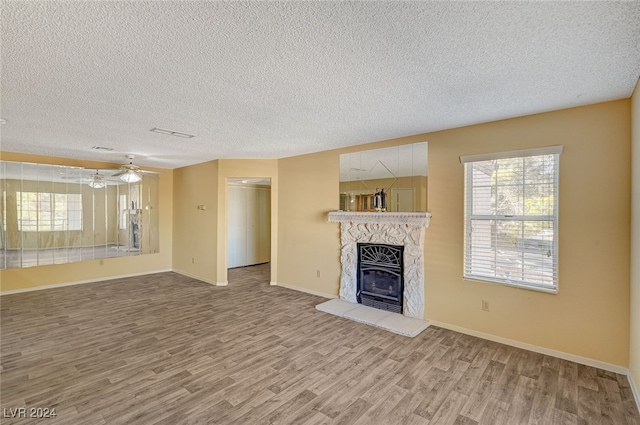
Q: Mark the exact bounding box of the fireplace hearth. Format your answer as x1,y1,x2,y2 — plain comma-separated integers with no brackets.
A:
357,243,404,314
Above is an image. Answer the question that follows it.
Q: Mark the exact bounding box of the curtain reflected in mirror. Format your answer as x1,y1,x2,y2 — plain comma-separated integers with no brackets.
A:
339,142,428,212
0,160,159,269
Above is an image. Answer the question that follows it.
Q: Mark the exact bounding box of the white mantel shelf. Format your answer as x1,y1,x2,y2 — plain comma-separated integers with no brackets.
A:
327,211,431,227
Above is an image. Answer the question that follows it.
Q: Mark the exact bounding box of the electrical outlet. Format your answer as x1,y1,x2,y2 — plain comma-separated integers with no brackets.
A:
482,300,490,312
192,257,195,264
99,259,104,266
316,270,321,278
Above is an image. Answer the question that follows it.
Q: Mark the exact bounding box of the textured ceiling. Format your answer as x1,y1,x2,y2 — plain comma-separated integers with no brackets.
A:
1,1,639,170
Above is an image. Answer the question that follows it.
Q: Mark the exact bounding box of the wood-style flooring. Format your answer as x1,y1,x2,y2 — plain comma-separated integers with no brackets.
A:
1,264,639,424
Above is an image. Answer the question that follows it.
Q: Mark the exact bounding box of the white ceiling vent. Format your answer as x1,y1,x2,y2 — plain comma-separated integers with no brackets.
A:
150,128,195,139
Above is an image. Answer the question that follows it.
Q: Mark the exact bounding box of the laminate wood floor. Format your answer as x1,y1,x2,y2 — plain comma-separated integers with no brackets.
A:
1,264,639,425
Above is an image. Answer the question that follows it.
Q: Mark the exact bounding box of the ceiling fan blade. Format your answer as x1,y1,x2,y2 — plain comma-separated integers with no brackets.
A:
111,170,126,177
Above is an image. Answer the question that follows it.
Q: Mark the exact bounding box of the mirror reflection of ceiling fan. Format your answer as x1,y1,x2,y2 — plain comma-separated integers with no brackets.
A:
110,155,160,183
59,169,112,187
58,155,160,187
87,170,107,188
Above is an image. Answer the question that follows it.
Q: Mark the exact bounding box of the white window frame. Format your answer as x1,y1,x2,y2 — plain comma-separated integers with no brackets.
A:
119,193,128,230
460,146,562,293
17,192,83,232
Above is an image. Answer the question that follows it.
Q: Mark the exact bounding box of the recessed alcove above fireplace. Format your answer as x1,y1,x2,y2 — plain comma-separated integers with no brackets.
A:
326,211,431,320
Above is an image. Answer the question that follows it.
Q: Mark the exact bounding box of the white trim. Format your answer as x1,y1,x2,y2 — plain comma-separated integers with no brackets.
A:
172,269,216,285
459,145,563,163
463,276,558,295
271,281,337,300
428,320,628,375
162,270,226,287
270,281,278,286
0,269,172,296
328,211,431,227
629,371,640,413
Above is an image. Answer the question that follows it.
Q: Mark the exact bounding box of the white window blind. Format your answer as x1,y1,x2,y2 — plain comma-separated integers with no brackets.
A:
461,146,562,293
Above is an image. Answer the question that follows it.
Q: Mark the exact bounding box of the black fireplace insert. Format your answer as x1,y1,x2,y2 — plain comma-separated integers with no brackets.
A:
357,243,404,314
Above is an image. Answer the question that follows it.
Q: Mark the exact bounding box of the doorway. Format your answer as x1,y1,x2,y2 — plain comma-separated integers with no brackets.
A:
227,178,271,269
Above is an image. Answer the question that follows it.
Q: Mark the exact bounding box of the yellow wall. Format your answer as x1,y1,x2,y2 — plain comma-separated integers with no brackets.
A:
1,99,635,370
426,101,630,367
630,79,640,389
278,150,341,297
278,100,632,367
172,160,219,284
0,152,173,292
172,159,278,285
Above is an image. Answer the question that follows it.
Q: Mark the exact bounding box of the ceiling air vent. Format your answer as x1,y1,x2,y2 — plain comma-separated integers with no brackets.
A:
150,127,195,138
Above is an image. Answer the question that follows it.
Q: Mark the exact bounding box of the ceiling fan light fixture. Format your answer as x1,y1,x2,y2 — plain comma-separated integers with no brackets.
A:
120,170,142,183
88,179,106,189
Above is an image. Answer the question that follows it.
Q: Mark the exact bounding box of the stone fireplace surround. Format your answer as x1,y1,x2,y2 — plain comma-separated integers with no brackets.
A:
327,211,431,319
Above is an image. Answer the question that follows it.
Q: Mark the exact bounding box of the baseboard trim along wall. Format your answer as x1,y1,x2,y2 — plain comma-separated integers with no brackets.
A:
171,269,216,285
240,279,640,415
171,269,228,287
3,272,639,413
271,281,337,300
429,320,628,376
629,371,640,414
274,283,629,376
0,269,172,296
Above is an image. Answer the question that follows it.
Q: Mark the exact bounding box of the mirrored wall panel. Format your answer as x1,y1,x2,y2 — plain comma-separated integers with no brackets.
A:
339,142,428,212
0,161,159,269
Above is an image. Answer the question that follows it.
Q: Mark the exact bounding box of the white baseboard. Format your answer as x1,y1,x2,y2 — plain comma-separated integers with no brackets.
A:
171,270,227,287
0,269,172,296
171,269,216,285
629,370,640,414
270,281,337,300
428,320,628,375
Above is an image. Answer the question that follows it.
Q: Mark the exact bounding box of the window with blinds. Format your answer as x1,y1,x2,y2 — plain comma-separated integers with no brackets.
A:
461,146,562,293
17,192,83,232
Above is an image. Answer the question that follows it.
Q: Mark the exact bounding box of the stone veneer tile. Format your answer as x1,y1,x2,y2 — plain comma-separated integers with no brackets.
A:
327,212,431,319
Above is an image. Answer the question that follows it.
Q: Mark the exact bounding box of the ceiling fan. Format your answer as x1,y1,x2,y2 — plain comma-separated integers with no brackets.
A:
87,170,107,188
111,155,160,183
58,168,111,188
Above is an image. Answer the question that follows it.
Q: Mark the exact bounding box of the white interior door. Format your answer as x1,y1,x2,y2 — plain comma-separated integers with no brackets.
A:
391,188,414,212
228,184,271,268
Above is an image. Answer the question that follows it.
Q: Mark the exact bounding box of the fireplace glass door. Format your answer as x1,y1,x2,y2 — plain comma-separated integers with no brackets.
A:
357,243,404,313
